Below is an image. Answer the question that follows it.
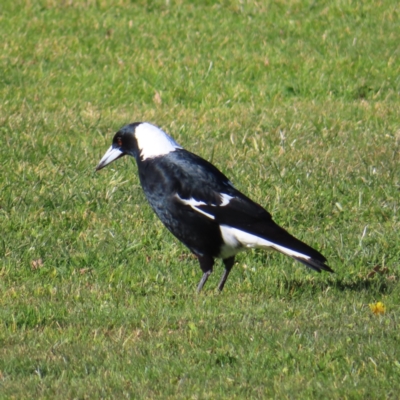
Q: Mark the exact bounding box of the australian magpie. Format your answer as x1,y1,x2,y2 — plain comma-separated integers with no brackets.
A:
96,122,333,292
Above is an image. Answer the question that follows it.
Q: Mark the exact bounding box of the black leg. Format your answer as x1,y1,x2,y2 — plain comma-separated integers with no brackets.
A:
196,255,214,293
217,256,235,292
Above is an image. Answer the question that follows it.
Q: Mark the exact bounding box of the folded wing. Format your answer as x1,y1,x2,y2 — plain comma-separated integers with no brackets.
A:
177,189,333,273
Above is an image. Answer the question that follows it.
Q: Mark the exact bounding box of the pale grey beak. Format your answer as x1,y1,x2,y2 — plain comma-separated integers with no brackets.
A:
96,145,125,171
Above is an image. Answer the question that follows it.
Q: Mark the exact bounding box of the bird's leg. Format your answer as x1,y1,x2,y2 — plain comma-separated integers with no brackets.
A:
217,256,235,292
196,255,214,293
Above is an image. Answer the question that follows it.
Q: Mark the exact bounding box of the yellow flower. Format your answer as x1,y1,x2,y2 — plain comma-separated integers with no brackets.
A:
369,301,386,315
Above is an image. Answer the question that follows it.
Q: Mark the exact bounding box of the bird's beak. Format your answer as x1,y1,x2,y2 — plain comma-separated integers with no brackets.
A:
96,145,125,171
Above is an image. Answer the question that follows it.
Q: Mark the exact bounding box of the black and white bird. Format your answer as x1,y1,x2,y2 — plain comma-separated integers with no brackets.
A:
96,122,333,292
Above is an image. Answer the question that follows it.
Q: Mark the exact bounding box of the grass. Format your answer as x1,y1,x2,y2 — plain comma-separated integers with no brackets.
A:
0,0,399,398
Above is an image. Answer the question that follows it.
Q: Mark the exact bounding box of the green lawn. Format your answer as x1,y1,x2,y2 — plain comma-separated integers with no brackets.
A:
1,0,399,398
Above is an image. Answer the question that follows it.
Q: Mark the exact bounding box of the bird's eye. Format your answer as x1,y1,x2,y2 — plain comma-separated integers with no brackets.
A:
117,137,122,147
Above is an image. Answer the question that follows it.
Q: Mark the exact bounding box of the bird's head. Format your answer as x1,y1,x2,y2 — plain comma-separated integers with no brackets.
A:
96,122,182,171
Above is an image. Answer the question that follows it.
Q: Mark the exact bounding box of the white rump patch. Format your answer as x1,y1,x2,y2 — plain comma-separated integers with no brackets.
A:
175,194,215,220
218,225,243,259
219,225,312,260
135,123,182,161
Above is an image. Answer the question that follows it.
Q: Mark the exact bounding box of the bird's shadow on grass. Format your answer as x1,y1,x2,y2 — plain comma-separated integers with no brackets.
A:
277,275,396,296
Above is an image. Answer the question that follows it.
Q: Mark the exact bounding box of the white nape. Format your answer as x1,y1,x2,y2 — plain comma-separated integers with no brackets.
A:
135,123,182,160
219,225,312,260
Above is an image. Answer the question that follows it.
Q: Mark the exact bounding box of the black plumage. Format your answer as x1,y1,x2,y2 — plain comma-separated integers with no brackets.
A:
96,122,333,291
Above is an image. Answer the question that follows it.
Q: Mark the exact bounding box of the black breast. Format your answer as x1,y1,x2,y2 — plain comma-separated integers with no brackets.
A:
136,150,228,257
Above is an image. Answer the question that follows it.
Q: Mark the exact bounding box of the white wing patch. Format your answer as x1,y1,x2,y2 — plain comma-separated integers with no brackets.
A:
219,225,312,260
175,193,234,220
135,122,182,161
220,193,234,206
175,195,215,220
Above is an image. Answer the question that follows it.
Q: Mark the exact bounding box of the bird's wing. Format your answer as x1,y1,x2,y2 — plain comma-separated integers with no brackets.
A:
167,149,285,237
190,193,331,271
166,150,331,272
175,188,279,242
165,150,272,222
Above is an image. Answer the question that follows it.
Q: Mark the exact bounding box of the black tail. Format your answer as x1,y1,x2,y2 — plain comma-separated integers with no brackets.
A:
250,220,334,273
293,256,334,273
